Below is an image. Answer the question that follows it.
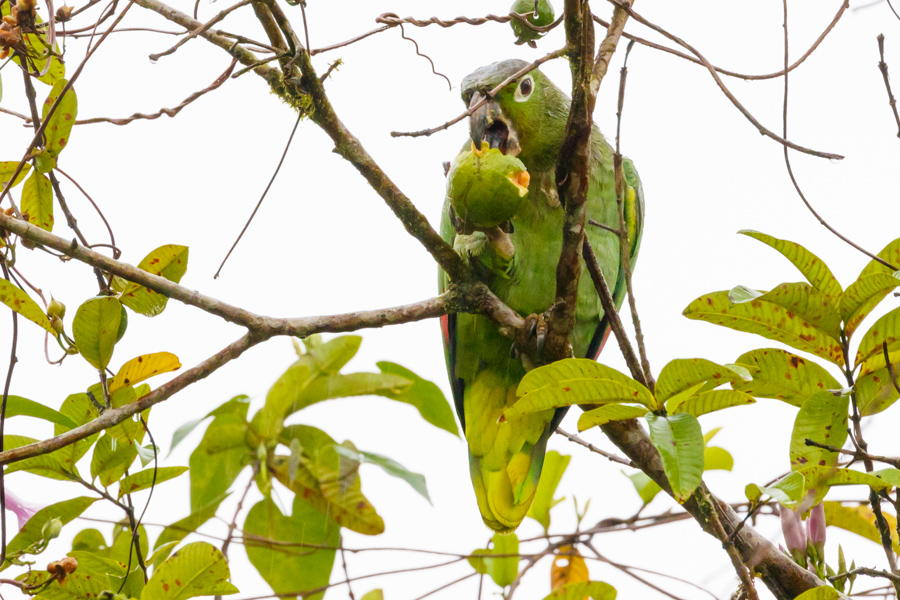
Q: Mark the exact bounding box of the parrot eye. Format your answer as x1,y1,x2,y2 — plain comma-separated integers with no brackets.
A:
515,75,534,102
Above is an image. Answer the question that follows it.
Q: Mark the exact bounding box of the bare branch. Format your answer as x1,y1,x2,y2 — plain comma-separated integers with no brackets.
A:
877,34,900,138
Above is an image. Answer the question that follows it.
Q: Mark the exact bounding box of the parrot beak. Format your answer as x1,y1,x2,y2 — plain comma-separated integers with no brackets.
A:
468,92,521,157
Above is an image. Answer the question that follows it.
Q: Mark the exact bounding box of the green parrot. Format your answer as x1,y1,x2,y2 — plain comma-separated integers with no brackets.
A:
438,59,645,533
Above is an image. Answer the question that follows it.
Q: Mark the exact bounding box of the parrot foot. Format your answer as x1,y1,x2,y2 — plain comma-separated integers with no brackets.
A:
518,311,551,371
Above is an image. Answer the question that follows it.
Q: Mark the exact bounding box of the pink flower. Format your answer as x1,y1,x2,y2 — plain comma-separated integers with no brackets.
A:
780,504,807,565
807,502,826,551
5,488,42,529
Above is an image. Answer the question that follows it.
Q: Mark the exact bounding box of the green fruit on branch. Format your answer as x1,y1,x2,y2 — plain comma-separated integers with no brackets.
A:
510,0,555,47
447,142,530,229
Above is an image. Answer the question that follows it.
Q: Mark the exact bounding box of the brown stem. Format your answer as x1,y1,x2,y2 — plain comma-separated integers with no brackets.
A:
877,34,900,138
601,418,824,599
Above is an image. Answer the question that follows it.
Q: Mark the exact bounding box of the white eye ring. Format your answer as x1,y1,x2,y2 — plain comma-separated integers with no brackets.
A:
514,75,534,102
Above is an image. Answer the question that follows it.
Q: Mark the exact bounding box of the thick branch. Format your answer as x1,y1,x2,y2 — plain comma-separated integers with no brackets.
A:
289,50,468,283
601,419,824,600
545,0,597,359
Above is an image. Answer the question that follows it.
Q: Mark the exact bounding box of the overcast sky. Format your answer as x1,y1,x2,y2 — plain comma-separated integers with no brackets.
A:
2,1,900,599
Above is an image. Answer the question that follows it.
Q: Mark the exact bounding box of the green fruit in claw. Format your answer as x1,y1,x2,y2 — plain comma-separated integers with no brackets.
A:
447,142,530,229
510,0,555,46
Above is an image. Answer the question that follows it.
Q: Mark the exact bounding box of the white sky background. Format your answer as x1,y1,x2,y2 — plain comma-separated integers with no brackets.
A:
2,0,900,598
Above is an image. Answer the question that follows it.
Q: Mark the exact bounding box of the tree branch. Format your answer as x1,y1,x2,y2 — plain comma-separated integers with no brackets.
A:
601,419,824,600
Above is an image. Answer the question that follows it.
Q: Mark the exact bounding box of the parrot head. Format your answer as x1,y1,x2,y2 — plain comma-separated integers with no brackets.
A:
462,59,569,170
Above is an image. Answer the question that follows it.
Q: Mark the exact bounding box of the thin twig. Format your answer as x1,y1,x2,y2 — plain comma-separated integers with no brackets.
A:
148,0,252,61
593,0,848,82
214,111,301,279
391,48,566,138
75,57,237,125
556,427,634,467
877,34,900,138
777,1,897,273
831,568,900,585
581,239,646,385
52,168,118,257
396,24,450,90
608,0,843,161
612,39,653,391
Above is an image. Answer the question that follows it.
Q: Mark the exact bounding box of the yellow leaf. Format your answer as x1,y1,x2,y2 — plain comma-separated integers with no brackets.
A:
551,546,589,592
109,352,181,394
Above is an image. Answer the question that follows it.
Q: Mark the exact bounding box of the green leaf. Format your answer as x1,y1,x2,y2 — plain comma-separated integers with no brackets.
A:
12,34,65,85
509,378,651,418
142,541,238,599
53,392,100,466
731,348,841,407
18,571,111,600
41,79,77,158
626,471,663,505
91,434,138,487
1,395,77,429
577,404,648,431
110,351,181,394
856,365,900,416
307,334,361,373
169,394,249,454
0,161,30,189
243,496,339,600
376,361,459,436
294,372,412,415
823,501,900,554
840,272,900,339
544,581,617,600
683,291,844,366
21,170,54,231
2,497,94,569
704,446,733,471
66,550,127,576
738,230,843,301
751,282,843,340
361,591,384,600
115,245,188,316
73,296,123,370
4,434,77,480
856,305,900,366
269,451,384,535
148,541,180,568
484,533,519,587
331,445,430,503
0,278,54,333
526,451,570,532
518,358,654,405
655,358,750,401
671,390,755,417
645,412,704,503
790,391,849,470
793,587,841,600
118,466,188,498
859,237,900,279
799,466,892,505
153,494,230,558
189,413,249,513
872,467,900,488
745,471,806,507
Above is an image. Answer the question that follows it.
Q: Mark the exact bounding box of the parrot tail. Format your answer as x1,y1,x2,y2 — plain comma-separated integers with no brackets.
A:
464,370,556,533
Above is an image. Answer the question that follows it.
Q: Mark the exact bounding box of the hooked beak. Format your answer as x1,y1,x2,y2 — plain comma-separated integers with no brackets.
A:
468,92,520,157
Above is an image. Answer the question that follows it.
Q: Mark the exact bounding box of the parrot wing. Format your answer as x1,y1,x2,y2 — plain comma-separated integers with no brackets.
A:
585,155,645,361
